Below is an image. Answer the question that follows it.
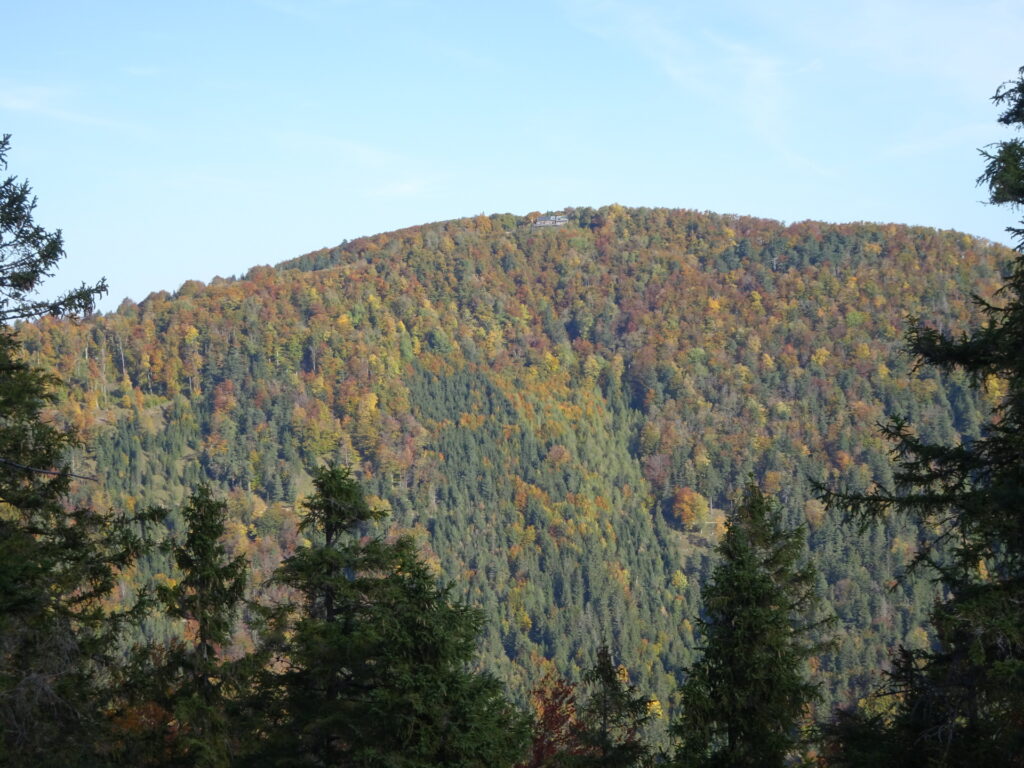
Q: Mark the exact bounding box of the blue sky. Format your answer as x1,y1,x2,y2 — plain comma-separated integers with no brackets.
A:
3,0,1022,312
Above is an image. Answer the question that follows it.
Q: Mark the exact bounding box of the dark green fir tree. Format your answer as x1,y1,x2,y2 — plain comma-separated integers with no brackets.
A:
821,66,1024,768
0,134,147,766
248,465,529,767
124,487,249,768
672,485,830,768
569,646,653,768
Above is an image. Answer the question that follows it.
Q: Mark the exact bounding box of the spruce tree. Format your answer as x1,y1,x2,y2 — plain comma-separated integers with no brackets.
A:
570,646,653,768
0,135,145,766
126,487,249,767
0,333,155,766
821,67,1024,766
672,485,829,768
0,134,106,321
250,465,529,767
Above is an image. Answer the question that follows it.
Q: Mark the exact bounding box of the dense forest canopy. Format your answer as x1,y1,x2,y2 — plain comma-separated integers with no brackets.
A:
16,205,1013,716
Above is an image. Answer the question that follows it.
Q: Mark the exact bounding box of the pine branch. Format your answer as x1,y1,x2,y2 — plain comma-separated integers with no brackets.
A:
0,457,97,481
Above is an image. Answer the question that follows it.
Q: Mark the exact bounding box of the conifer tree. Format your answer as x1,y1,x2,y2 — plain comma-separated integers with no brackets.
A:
0,135,144,766
136,487,249,767
672,485,828,768
569,646,653,768
251,464,529,767
821,66,1024,767
0,134,106,321
0,333,154,766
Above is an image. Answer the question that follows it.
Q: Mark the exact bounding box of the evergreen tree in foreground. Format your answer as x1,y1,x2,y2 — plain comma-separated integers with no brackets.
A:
117,488,249,767
0,134,146,766
673,485,830,768
0,134,106,322
821,67,1024,766
250,465,529,767
0,333,152,767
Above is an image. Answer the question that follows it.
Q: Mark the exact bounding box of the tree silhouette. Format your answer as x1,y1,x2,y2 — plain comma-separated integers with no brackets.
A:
251,465,529,767
821,67,1024,766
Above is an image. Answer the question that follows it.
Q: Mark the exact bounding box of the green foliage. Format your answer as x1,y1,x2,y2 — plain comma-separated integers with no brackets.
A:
979,68,1024,216
158,488,248,666
821,67,1024,766
0,134,106,321
569,647,653,768
251,465,529,767
0,138,143,766
673,485,830,768
129,487,249,767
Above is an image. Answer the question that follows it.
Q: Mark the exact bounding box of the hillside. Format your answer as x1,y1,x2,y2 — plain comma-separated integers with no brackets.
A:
19,205,1012,715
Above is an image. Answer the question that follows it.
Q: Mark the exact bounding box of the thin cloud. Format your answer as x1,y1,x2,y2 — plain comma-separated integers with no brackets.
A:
565,1,824,173
0,84,129,129
743,0,1024,97
842,0,1023,91
704,33,825,173
565,0,709,96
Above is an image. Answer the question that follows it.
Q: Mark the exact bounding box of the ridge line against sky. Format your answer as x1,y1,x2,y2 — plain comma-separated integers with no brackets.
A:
2,0,1022,312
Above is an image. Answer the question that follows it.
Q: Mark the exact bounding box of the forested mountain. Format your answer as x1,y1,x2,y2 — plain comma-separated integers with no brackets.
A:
17,205,1012,717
